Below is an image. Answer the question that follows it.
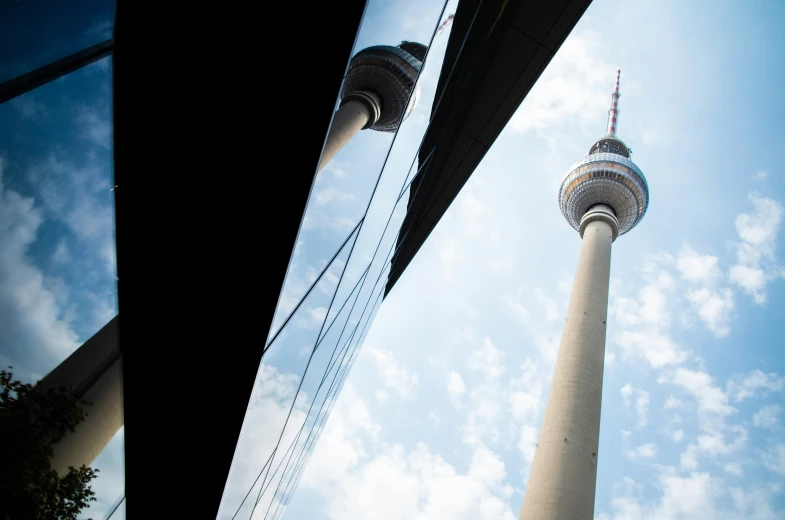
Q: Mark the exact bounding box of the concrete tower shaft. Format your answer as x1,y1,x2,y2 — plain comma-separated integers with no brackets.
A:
519,72,648,520
519,208,616,519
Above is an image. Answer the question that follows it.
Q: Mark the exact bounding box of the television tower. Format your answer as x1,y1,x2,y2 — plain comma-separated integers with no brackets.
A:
317,41,427,172
519,70,649,519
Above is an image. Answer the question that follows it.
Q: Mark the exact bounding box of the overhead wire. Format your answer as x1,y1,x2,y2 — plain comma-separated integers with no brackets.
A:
234,1,488,516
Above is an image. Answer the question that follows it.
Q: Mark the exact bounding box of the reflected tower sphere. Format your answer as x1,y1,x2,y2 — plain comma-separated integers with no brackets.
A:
317,41,427,172
519,70,649,520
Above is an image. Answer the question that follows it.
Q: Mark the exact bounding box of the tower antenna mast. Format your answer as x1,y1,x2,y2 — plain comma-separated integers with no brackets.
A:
606,69,621,136
435,14,454,39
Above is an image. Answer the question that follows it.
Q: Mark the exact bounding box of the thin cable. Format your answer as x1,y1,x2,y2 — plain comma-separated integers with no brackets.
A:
238,264,373,510
274,287,386,519
262,303,369,519
256,270,372,509
267,225,402,514
245,223,364,519
262,218,400,515
232,232,363,519
272,288,385,518
257,238,388,508
238,2,488,515
264,219,362,352
100,494,125,520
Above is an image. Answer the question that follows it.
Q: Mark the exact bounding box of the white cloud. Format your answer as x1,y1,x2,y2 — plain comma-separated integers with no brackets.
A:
218,365,309,519
11,94,47,120
509,358,544,424
616,329,687,368
610,261,694,369
612,272,674,329
301,384,380,488
439,236,462,284
320,161,349,180
76,104,111,149
428,410,440,427
729,485,782,519
517,425,538,465
753,170,768,180
307,441,517,520
677,245,722,284
366,347,419,401
695,428,748,458
307,306,328,327
680,445,699,470
659,368,735,418
608,472,723,520
607,469,785,519
762,444,785,476
0,158,80,379
468,337,506,380
636,391,651,428
460,338,545,448
52,239,70,265
625,442,657,461
727,370,785,402
664,395,682,409
685,287,734,337
468,443,506,488
314,187,356,205
25,155,115,274
729,194,785,304
753,405,780,428
724,463,744,477
621,382,633,403
510,31,616,138
621,383,650,428
672,429,684,442
463,381,504,446
505,292,562,364
447,370,466,399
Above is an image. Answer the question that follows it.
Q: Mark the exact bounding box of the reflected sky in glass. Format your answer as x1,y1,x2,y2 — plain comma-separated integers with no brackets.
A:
0,0,115,83
0,55,121,516
270,0,456,338
220,0,457,517
0,57,117,384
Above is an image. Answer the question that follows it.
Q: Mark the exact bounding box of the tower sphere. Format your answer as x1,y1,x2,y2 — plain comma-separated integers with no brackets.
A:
340,42,426,133
558,73,648,238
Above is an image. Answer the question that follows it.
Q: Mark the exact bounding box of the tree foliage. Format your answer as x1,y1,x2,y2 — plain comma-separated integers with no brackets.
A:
0,368,99,520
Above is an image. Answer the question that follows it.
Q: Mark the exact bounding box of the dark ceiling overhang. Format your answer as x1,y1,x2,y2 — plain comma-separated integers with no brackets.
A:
112,0,368,516
385,0,592,296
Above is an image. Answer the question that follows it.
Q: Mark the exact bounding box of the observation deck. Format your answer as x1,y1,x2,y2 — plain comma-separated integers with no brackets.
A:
558,149,649,237
341,43,425,133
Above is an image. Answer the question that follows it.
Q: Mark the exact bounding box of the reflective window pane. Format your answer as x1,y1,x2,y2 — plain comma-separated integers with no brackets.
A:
0,55,120,519
0,57,116,382
219,227,360,519
0,0,115,83
271,0,455,334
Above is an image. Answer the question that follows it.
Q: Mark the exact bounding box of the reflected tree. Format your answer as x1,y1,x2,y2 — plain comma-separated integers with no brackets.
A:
0,368,99,520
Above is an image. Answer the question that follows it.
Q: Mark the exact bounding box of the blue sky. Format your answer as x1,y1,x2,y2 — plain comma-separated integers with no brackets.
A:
220,0,785,518
3,0,785,519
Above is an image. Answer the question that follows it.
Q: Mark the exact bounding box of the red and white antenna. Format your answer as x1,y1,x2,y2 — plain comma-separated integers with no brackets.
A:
606,69,621,136
435,14,454,39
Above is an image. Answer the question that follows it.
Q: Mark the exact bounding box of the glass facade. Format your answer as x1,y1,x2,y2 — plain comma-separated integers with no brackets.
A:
0,57,117,382
0,6,121,514
0,0,467,517
0,0,115,83
219,0,461,517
